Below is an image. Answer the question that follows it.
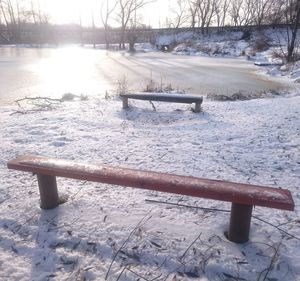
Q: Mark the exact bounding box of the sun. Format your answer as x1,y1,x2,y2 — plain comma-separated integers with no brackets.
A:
38,0,99,25
37,0,170,28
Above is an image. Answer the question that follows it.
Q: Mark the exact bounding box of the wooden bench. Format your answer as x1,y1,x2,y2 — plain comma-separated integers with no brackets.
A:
7,155,294,243
120,93,203,113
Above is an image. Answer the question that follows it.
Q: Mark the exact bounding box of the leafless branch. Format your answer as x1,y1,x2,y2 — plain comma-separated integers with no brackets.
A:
145,199,230,213
180,232,202,261
255,241,282,281
252,215,300,241
149,100,156,111
145,199,300,241
10,96,62,115
115,265,128,281
127,267,151,281
105,211,152,280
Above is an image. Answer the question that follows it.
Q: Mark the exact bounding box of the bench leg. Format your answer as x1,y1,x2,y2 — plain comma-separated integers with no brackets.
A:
122,97,129,109
194,101,201,113
228,203,253,243
37,174,59,209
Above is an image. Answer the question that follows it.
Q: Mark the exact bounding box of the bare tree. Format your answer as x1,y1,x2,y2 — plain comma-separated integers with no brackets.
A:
196,0,218,34
252,0,274,27
285,0,300,62
101,0,118,49
0,1,8,42
215,0,231,27
0,0,50,43
26,1,50,43
230,0,254,26
163,17,173,28
169,0,189,28
266,0,285,24
188,0,198,29
116,0,152,49
0,1,9,26
0,0,20,42
230,0,243,26
31,1,50,25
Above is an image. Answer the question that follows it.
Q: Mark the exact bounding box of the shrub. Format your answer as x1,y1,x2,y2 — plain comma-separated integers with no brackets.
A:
197,45,212,54
241,30,251,41
251,38,270,52
272,49,285,59
117,75,128,96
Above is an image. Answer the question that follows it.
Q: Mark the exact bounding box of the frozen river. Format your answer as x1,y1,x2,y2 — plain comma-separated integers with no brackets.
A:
0,46,287,104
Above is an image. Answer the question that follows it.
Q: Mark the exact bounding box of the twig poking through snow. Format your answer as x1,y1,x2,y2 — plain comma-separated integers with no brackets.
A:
105,211,152,280
115,266,128,281
251,216,300,241
149,100,156,111
126,267,151,281
256,241,282,281
180,233,202,262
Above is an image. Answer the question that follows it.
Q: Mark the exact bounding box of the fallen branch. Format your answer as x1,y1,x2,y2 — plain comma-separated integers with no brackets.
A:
261,242,281,281
180,233,202,261
145,199,230,213
11,96,62,115
17,96,61,102
11,94,88,115
254,241,282,281
149,100,156,111
115,266,128,281
145,199,300,241
251,216,300,242
126,268,151,281
105,211,152,280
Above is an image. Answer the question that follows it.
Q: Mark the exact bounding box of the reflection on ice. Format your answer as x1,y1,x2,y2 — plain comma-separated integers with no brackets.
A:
28,46,109,97
0,46,114,104
0,46,287,105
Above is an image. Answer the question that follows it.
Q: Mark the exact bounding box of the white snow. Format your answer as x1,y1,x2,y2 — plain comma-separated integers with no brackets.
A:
0,93,299,280
134,43,158,53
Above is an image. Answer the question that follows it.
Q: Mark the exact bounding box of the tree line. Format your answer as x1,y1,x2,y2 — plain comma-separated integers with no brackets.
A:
0,0,49,42
167,0,298,30
0,0,299,61
166,0,299,62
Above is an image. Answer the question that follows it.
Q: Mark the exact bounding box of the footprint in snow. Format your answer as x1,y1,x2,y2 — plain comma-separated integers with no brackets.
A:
14,139,28,144
50,141,67,147
56,137,73,142
50,137,73,147
28,130,45,136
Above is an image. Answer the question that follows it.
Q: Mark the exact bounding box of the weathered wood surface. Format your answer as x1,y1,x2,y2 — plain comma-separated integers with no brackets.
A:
121,93,203,104
7,155,294,211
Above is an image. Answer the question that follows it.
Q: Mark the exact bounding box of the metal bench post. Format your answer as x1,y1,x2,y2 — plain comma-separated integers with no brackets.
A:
122,97,129,109
194,101,201,113
228,203,253,243
37,174,59,209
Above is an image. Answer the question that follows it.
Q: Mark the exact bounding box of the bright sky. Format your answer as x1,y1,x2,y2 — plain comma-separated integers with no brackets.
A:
38,0,171,28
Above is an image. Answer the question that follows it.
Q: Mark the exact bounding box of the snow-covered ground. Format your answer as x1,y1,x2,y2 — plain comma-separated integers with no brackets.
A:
0,93,299,280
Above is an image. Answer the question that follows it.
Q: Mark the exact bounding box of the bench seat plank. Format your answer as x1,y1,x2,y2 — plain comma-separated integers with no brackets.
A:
7,155,294,211
121,93,203,104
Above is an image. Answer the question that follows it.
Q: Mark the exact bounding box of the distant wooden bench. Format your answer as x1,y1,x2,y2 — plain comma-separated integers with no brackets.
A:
121,93,203,113
7,155,294,243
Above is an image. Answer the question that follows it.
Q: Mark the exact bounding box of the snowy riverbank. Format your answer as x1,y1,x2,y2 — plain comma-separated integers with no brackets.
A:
0,94,299,280
157,27,300,85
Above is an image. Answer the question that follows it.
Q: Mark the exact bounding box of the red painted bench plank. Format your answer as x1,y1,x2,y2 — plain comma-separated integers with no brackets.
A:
7,155,294,211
